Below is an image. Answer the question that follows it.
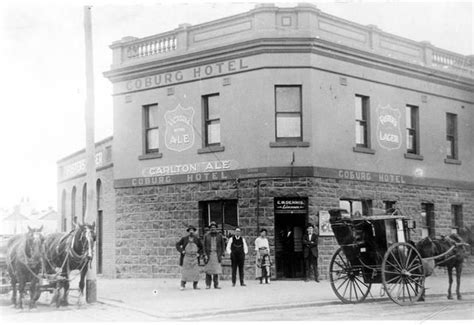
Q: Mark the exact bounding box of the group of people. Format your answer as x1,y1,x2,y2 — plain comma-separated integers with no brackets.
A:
175,222,319,290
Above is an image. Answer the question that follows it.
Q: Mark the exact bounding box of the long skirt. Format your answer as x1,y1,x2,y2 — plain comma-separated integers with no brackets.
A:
255,248,269,278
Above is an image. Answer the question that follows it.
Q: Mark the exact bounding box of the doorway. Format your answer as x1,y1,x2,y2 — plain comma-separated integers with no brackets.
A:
274,198,308,279
97,210,103,274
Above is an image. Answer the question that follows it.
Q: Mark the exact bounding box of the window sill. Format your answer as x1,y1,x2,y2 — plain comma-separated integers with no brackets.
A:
444,158,461,165
352,146,375,154
198,146,225,154
138,152,163,160
404,153,424,161
269,141,310,148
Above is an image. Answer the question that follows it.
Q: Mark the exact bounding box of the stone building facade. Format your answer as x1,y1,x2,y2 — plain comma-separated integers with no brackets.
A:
59,4,473,279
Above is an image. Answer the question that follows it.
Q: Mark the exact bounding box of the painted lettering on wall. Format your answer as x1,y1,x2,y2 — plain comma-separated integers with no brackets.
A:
124,58,249,92
164,104,195,152
130,171,230,187
62,152,103,179
337,169,406,184
376,105,401,151
142,160,238,177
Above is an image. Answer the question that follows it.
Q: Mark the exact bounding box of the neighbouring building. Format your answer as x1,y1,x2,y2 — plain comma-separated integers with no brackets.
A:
58,4,474,279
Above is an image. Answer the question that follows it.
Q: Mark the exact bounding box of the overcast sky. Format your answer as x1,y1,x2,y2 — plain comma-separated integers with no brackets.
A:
0,0,472,211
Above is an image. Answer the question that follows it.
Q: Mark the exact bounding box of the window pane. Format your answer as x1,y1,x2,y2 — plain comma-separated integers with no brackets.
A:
446,138,453,157
147,105,159,127
209,201,222,226
223,201,238,227
352,201,363,216
277,115,301,138
355,122,366,145
207,96,219,120
339,200,351,213
147,128,159,151
276,87,301,112
446,114,456,135
355,97,363,120
407,130,414,151
406,106,412,128
207,121,220,144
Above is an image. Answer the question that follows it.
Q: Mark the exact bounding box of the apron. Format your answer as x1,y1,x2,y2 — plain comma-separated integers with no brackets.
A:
181,238,200,282
204,236,222,275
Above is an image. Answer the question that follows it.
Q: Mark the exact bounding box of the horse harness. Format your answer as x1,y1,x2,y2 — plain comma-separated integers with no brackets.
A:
423,236,469,266
43,228,93,282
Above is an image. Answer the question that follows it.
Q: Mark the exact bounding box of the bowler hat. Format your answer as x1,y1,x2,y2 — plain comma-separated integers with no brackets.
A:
209,221,217,229
186,225,197,232
306,224,314,229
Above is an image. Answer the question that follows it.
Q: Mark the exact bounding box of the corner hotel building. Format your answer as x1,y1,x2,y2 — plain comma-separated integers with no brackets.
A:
57,4,474,279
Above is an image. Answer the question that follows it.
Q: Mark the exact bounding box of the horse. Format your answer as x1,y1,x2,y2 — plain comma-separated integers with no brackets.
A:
416,233,470,300
6,226,45,309
43,222,96,307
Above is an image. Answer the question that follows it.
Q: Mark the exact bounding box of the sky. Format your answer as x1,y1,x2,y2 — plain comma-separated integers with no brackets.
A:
0,0,472,211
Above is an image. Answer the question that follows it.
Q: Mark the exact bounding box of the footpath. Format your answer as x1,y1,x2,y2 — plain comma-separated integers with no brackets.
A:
96,272,474,320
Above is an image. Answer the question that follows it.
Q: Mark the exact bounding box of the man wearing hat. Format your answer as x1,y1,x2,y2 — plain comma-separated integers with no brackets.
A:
176,225,203,290
203,221,225,289
303,224,319,282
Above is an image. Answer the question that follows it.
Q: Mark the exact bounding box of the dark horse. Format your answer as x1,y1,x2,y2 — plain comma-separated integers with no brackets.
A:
43,222,96,307
6,226,45,309
416,233,470,300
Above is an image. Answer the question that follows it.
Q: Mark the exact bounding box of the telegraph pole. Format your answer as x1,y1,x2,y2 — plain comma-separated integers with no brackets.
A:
84,5,97,303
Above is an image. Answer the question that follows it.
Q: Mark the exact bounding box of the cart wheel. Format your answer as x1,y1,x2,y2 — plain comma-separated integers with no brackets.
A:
382,242,425,306
329,247,372,304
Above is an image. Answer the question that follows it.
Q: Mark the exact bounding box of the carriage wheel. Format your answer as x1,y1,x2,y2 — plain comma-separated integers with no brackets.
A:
382,242,425,306
329,247,372,304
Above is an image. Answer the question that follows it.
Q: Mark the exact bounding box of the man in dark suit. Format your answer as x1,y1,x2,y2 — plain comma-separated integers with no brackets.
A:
280,225,295,278
303,224,319,282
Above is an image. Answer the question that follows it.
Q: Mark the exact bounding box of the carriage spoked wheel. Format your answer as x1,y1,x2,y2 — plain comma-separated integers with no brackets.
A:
329,247,372,304
382,242,425,306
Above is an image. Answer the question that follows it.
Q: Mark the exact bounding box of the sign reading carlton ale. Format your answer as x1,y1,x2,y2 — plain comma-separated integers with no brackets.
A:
274,198,308,214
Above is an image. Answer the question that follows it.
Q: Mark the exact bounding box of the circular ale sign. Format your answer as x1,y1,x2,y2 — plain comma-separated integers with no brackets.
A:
376,105,402,151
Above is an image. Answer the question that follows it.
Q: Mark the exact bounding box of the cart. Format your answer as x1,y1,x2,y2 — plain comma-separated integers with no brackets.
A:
328,209,425,306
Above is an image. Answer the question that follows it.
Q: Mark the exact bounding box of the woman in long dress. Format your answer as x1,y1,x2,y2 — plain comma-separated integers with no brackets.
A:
254,228,270,282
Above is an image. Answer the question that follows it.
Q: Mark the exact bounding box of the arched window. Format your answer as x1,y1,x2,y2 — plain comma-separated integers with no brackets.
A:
71,186,77,228
61,190,67,231
82,183,87,222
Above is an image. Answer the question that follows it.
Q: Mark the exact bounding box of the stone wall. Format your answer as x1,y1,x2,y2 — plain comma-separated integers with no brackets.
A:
114,176,474,279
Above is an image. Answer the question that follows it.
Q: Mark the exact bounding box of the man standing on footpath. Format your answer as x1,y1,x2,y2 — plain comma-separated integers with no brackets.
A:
226,227,248,287
303,224,319,282
203,222,225,289
175,225,203,290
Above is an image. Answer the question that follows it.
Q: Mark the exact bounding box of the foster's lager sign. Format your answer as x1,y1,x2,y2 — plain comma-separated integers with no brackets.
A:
376,105,401,151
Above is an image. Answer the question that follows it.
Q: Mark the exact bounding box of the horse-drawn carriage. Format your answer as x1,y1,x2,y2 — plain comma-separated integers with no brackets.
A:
2,223,96,309
328,209,425,306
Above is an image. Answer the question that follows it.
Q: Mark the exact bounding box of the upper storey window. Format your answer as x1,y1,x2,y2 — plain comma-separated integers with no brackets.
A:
446,113,458,160
406,105,420,155
144,104,160,154
354,95,370,148
203,94,221,147
275,86,302,141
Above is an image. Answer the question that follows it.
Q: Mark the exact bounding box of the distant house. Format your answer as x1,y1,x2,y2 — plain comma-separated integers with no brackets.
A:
38,209,60,234
2,208,30,235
